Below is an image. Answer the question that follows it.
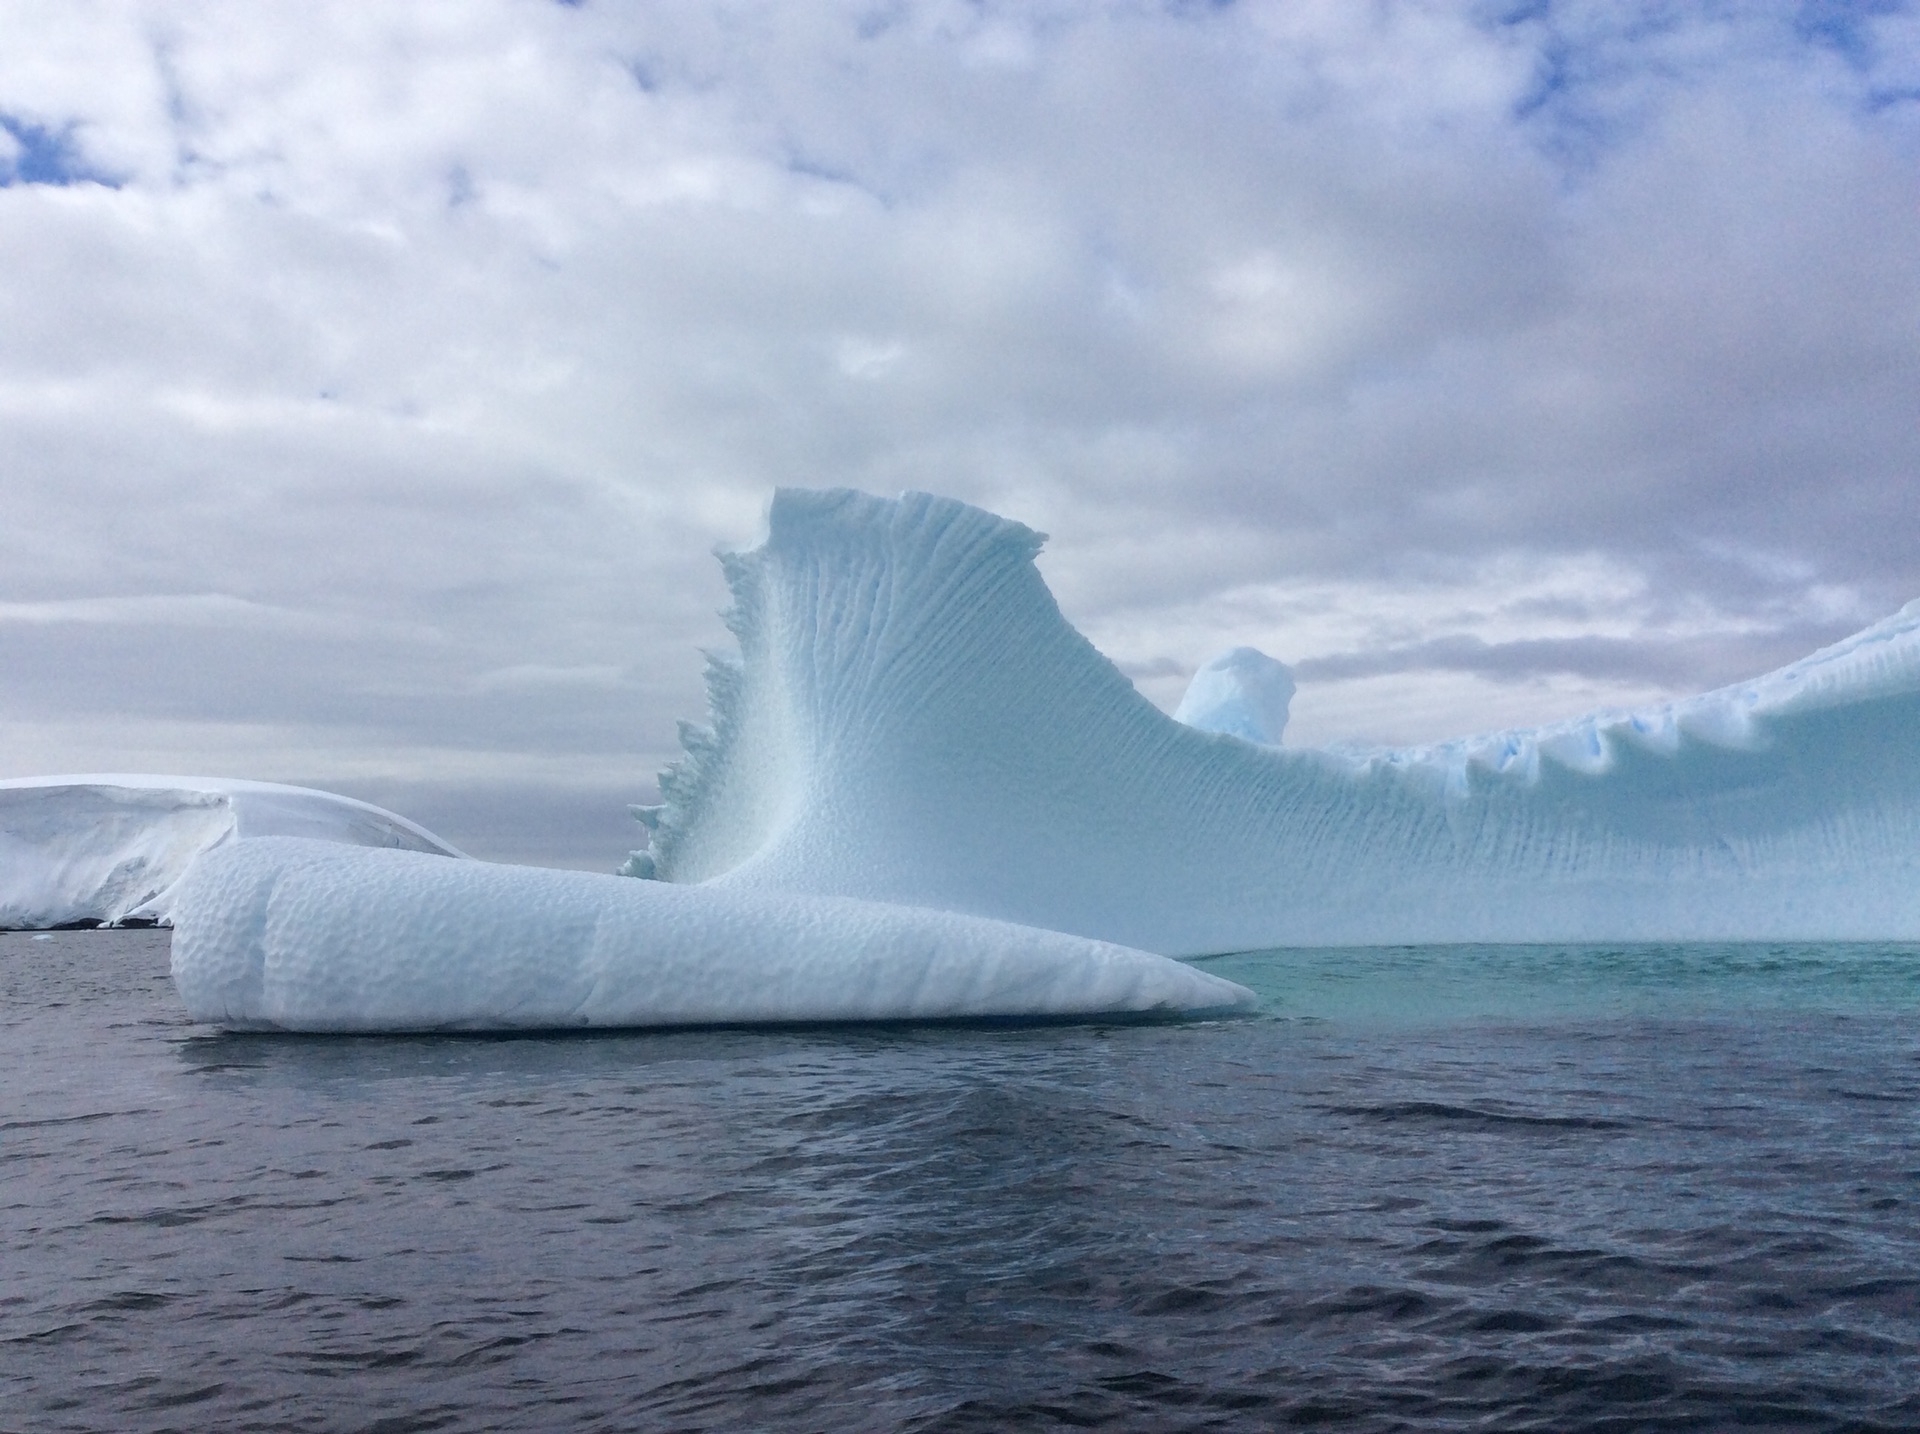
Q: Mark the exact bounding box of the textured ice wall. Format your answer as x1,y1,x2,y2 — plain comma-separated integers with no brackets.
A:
170,837,1253,1031
0,776,463,929
635,489,1920,953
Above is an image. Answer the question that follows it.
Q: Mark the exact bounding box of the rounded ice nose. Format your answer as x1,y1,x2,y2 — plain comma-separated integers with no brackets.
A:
168,838,1254,1033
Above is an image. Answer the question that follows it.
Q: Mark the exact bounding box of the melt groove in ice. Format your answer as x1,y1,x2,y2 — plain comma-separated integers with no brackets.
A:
636,489,1920,954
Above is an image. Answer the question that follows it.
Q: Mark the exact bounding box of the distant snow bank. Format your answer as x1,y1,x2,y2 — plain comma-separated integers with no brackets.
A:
0,775,463,930
170,837,1254,1031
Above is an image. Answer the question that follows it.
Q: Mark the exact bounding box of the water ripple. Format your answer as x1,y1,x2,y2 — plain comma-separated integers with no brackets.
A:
2,931,1918,1432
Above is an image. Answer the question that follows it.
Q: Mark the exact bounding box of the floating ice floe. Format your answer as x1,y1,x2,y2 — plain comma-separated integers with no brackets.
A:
169,837,1254,1031
0,775,462,930
632,488,1920,953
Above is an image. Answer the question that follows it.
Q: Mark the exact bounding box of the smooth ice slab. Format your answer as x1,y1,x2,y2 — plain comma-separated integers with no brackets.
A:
634,488,1920,953
169,838,1255,1032
0,775,463,930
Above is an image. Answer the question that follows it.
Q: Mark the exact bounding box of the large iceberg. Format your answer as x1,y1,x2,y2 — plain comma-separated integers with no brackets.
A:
0,775,463,930
632,489,1920,953
170,837,1253,1031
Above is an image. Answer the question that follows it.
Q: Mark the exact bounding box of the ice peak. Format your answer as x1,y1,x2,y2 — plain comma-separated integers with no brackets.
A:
1173,647,1296,747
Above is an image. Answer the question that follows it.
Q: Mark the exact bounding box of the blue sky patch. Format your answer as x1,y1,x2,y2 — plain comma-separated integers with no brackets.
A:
0,114,119,188
1795,0,1908,68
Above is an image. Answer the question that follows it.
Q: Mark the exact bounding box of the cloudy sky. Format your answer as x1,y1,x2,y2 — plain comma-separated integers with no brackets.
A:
3,0,1917,867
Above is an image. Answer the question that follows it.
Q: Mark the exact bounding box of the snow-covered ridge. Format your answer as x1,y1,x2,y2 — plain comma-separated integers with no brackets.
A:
635,488,1920,952
1351,596,1920,788
170,837,1253,1031
0,775,463,930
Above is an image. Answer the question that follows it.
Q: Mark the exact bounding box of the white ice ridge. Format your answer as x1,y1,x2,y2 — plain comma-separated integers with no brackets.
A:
632,488,1920,953
0,775,463,930
170,837,1254,1031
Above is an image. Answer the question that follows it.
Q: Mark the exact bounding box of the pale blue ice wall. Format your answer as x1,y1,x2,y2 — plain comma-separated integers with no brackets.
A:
639,490,1920,954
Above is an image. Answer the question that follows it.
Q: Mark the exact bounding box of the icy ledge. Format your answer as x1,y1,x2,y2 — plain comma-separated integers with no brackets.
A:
170,838,1254,1032
633,488,1920,953
0,775,462,930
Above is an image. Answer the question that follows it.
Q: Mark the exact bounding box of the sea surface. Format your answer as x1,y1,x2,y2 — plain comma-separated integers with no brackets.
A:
2,930,1917,1433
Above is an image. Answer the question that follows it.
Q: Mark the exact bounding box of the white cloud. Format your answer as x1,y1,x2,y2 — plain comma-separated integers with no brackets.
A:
472,662,631,692
1,0,1916,860
0,592,438,640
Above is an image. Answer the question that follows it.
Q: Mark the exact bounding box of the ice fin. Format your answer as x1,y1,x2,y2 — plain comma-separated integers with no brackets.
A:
642,488,1920,952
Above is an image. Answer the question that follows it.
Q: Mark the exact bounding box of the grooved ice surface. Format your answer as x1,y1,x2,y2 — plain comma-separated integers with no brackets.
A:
0,775,464,930
640,489,1920,954
169,837,1254,1031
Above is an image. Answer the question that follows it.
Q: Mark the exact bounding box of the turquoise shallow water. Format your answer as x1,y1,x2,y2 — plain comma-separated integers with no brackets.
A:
3,931,1917,1432
1197,940,1920,1025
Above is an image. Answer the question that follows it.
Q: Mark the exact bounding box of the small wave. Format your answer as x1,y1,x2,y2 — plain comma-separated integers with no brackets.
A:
1320,1100,1631,1131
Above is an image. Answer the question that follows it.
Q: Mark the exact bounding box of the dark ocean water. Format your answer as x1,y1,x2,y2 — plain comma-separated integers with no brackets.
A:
2,931,1917,1433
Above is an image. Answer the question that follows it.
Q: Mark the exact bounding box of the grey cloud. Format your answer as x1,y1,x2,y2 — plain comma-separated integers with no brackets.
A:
0,593,440,642
1116,655,1188,682
1,2,1915,860
320,777,655,871
1291,623,1865,692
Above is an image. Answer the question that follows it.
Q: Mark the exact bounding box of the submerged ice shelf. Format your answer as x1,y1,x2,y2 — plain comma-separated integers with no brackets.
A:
170,837,1253,1031
633,489,1920,954
0,775,462,930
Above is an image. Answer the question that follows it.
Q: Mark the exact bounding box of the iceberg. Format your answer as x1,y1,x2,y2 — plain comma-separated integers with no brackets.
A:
0,775,463,930
169,837,1254,1031
634,489,1920,953
1174,647,1296,746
